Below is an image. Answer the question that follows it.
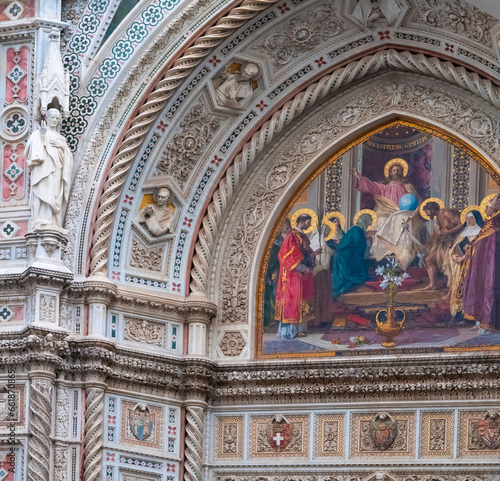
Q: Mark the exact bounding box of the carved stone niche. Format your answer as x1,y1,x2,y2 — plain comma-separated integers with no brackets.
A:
209,58,264,112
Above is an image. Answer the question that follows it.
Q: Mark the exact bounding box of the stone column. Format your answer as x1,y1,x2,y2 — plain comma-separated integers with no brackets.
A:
83,383,105,481
27,371,55,481
184,402,206,481
81,279,117,338
186,299,215,357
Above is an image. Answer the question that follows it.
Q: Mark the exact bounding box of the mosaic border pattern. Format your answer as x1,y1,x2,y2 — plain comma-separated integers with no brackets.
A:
329,36,374,59
268,65,313,100
220,111,257,154
221,12,276,55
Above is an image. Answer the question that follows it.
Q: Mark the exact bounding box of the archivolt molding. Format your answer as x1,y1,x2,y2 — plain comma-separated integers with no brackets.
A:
87,0,280,277
190,48,500,295
212,73,500,330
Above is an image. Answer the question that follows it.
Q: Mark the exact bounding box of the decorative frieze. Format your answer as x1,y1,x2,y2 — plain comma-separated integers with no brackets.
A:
314,413,344,458
215,415,244,460
419,410,454,458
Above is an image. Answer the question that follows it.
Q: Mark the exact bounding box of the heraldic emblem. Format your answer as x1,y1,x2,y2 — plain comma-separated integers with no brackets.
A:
267,415,292,451
478,411,500,450
369,412,398,451
129,403,155,441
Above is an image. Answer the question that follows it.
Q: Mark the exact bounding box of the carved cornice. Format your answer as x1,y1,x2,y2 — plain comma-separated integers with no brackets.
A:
0,267,73,291
66,282,217,317
213,354,500,405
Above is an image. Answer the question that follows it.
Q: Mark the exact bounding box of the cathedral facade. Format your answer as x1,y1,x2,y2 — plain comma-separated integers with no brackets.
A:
0,0,499,480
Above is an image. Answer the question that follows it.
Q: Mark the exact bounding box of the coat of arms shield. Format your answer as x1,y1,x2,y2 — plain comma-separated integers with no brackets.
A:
369,412,398,451
478,411,500,450
267,415,292,451
129,403,155,441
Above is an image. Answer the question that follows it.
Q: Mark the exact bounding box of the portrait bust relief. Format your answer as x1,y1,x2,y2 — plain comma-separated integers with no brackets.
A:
212,61,261,109
137,187,175,237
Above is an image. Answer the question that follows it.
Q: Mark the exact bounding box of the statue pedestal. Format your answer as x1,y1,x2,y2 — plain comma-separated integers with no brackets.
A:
25,229,71,273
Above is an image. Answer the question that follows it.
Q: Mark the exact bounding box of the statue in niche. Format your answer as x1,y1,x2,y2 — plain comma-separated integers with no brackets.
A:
26,108,73,232
138,187,174,236
213,62,261,108
352,0,402,27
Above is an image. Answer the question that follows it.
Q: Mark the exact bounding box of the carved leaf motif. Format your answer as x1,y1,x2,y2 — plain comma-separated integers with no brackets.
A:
155,100,221,186
255,4,345,69
124,318,165,346
416,0,496,47
429,418,446,451
130,239,163,271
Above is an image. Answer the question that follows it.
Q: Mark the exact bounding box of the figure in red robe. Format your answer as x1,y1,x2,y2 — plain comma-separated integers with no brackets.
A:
275,214,320,339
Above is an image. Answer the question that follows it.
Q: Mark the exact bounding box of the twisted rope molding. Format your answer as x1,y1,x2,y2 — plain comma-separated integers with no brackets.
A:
83,388,104,481
189,48,500,293
184,406,204,481
89,0,279,276
28,379,53,481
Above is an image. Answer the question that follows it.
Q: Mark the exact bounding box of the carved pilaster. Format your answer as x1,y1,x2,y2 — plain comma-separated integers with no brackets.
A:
184,405,205,481
83,387,104,481
28,374,54,481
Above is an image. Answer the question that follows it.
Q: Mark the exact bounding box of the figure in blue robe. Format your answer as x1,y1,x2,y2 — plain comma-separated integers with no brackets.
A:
326,213,371,298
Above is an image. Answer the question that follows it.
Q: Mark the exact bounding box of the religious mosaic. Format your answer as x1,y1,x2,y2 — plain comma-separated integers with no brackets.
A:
258,121,500,358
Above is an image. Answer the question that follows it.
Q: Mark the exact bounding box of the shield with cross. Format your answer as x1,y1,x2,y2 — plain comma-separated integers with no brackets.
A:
267,415,292,451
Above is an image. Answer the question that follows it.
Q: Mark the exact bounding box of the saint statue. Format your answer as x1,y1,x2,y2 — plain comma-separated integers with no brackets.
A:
213,63,260,108
352,158,426,268
26,108,73,231
138,187,174,236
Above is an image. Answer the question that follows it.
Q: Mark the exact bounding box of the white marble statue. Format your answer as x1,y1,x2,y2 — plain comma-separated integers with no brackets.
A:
138,187,174,236
26,108,73,232
213,62,260,108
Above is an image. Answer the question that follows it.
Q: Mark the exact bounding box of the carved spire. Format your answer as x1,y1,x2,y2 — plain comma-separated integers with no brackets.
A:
36,28,70,119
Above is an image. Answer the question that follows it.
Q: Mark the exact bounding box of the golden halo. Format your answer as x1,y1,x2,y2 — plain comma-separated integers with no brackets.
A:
291,208,318,234
419,197,445,220
384,158,409,178
480,193,498,219
323,212,345,241
460,205,484,224
353,209,378,230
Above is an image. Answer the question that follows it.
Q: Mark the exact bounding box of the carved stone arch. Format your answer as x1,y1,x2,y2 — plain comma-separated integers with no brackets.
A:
209,71,500,357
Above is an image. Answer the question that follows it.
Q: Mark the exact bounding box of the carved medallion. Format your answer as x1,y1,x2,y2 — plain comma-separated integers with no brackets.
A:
478,411,500,450
369,412,398,451
129,404,155,441
266,415,292,451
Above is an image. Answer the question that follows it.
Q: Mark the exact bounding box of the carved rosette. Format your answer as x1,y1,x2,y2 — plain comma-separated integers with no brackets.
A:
184,406,204,481
28,378,53,481
84,388,104,481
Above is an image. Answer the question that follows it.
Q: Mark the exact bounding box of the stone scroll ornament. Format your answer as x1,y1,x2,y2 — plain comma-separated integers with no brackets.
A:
89,0,280,276
83,388,104,481
28,379,53,481
189,49,500,294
